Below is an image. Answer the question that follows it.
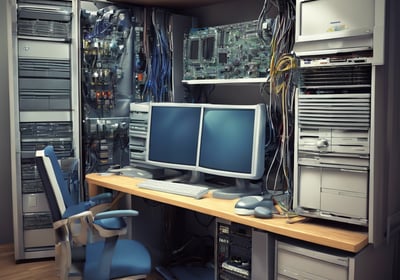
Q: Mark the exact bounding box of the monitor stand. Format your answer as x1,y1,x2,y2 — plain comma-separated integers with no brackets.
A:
171,171,205,185
188,171,205,184
212,178,262,200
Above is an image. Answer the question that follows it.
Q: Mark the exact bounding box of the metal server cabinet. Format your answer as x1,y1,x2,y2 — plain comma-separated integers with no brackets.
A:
8,0,80,261
292,0,389,245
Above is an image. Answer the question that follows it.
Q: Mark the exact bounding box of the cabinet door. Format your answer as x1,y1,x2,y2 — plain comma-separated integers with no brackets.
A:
298,166,321,209
321,168,368,219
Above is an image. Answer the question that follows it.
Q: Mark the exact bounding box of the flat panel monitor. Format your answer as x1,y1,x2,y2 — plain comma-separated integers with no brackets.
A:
146,103,202,171
198,104,266,199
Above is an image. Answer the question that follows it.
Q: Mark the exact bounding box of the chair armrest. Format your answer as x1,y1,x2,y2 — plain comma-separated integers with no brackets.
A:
94,209,139,220
89,192,113,205
67,210,93,223
93,210,139,238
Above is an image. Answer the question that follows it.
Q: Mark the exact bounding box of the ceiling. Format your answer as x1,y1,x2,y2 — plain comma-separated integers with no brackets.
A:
110,0,228,9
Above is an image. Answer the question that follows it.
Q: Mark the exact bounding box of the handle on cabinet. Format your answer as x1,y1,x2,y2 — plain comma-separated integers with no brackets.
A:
316,139,329,148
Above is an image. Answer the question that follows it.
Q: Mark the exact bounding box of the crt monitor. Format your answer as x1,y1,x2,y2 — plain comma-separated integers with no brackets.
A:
146,102,202,171
198,103,266,199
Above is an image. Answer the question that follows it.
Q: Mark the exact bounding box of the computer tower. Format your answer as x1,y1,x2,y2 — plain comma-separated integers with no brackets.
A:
215,218,275,280
293,58,372,226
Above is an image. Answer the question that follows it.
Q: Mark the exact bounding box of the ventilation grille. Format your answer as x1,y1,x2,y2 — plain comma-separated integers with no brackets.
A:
19,59,70,78
300,65,372,88
17,1,72,40
298,93,370,129
18,19,71,39
298,64,372,129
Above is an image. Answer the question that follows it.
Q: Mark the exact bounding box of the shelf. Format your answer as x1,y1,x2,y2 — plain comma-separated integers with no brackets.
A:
182,77,268,85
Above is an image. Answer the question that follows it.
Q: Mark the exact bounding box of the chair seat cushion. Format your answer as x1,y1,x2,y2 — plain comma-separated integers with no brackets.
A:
84,239,151,279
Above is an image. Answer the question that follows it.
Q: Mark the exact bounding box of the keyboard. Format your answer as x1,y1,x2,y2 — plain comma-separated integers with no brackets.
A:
137,179,209,199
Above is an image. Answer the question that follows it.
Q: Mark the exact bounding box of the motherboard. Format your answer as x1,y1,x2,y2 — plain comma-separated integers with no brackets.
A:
183,19,273,80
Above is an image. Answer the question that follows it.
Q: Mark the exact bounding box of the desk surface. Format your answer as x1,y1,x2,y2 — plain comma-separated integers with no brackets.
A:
86,173,368,253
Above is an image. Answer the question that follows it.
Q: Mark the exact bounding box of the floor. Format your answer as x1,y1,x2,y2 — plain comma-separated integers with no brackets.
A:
0,243,58,280
0,243,163,280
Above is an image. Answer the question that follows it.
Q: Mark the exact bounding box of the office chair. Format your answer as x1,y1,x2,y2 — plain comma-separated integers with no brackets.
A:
36,147,152,280
38,145,126,245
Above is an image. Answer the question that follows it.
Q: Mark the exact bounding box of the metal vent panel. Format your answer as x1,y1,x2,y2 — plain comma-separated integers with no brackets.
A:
298,93,371,129
19,59,70,78
300,65,372,88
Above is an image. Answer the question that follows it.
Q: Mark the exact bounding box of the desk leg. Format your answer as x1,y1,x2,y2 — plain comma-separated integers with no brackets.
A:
87,181,100,197
86,179,125,208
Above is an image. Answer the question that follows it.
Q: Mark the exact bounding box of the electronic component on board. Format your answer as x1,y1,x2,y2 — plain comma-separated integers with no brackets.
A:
183,19,273,80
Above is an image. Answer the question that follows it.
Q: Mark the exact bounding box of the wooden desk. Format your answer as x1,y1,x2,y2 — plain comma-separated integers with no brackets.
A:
86,173,368,253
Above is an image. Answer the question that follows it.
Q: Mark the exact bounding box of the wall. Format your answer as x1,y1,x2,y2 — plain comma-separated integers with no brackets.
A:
385,0,400,231
384,1,400,276
0,0,14,244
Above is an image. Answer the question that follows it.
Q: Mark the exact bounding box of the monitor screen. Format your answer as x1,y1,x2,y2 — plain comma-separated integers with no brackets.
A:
198,104,266,180
147,103,202,170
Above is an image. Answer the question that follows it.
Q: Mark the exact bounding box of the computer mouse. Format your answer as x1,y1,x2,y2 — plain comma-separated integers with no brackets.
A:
257,198,274,209
254,206,273,219
234,196,264,215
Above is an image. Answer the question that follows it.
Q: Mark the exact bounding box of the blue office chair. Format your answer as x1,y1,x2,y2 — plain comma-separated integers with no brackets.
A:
40,145,130,246
36,147,152,280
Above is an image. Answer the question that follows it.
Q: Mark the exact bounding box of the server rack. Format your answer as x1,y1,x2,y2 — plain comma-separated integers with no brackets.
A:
9,0,80,261
292,0,388,245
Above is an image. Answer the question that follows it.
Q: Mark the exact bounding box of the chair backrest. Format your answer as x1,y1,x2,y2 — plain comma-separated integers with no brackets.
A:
36,147,68,218
44,146,76,206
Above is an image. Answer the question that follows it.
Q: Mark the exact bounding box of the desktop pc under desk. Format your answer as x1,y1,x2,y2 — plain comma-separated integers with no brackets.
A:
86,172,368,254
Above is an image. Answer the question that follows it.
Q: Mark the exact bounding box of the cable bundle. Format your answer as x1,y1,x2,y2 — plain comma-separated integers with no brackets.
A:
142,9,172,102
258,0,296,206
